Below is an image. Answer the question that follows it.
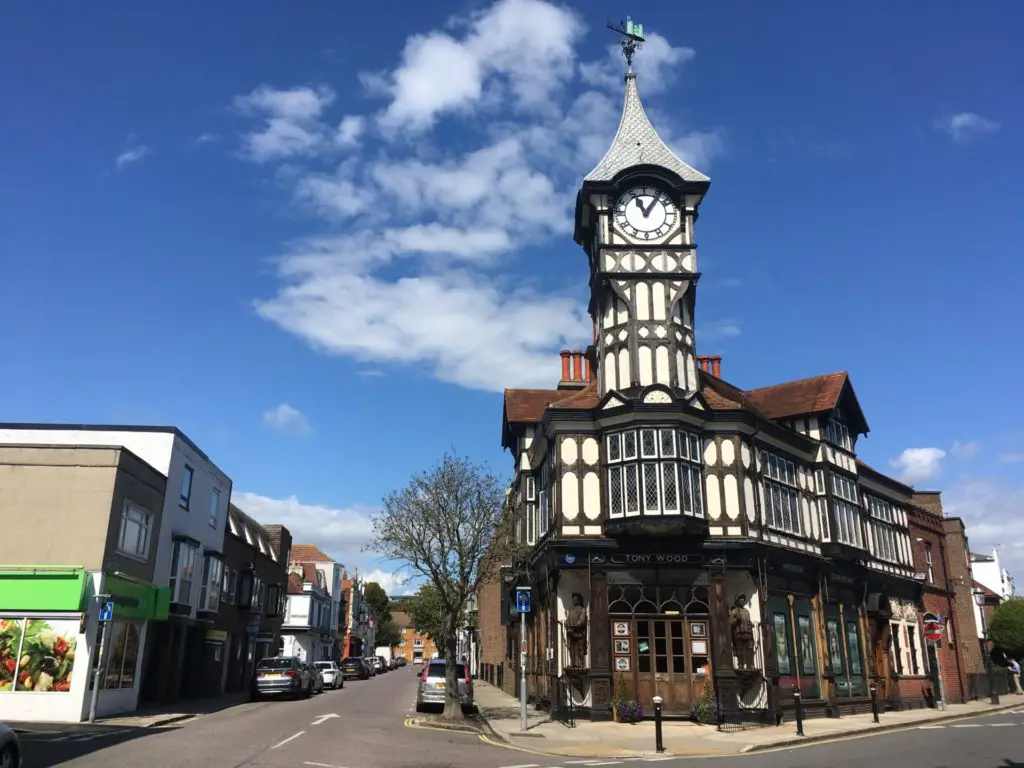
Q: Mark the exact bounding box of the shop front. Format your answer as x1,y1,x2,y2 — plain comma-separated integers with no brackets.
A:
819,570,870,712
90,572,170,719
0,566,89,722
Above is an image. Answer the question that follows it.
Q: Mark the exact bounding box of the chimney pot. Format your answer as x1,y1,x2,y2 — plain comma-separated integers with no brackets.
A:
571,349,584,382
711,356,722,378
584,356,592,382
560,350,571,382
698,356,709,373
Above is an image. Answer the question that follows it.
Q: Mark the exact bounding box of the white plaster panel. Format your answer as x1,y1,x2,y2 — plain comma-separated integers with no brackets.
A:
743,477,756,523
741,443,751,469
562,525,580,535
583,525,602,535
652,281,667,320
560,437,579,465
685,354,698,391
703,439,718,466
709,526,724,536
636,281,650,321
643,389,672,404
618,348,631,387
655,345,670,385
726,526,743,536
705,474,722,520
802,497,813,539
581,437,600,465
582,471,601,520
721,440,735,466
676,350,686,389
724,474,740,521
561,471,580,520
604,352,617,391
682,252,695,271
638,345,653,386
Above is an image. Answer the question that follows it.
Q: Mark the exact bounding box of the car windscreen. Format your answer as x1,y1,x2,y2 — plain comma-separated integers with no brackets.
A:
314,662,333,669
426,662,466,678
257,658,294,670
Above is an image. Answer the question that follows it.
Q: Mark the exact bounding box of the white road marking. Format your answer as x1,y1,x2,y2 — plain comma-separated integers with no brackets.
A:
311,713,340,726
303,763,346,768
953,724,984,728
991,722,1016,726
918,725,946,729
498,764,540,768
579,763,623,766
271,730,305,749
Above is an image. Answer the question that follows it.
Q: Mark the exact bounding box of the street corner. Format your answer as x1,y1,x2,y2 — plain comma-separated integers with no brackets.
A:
404,713,490,737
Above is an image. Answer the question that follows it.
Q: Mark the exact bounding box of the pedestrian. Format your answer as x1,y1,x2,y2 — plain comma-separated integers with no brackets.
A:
1009,658,1023,694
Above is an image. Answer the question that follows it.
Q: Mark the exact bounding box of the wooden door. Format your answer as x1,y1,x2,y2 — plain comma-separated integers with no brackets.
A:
626,618,710,714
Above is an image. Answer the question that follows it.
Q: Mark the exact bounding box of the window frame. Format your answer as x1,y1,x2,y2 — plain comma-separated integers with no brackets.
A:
830,472,863,549
209,488,221,529
760,449,802,536
169,539,199,605
198,554,223,613
825,408,854,451
117,501,152,560
179,464,194,509
605,427,703,519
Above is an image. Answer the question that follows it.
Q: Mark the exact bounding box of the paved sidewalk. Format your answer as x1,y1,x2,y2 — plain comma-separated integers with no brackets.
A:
97,691,252,728
474,681,1024,758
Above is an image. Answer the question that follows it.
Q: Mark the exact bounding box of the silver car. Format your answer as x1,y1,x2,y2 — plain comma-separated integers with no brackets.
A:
415,659,474,712
314,661,344,689
0,722,22,768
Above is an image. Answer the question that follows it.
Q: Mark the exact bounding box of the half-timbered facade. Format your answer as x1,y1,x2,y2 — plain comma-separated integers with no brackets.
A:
494,65,935,724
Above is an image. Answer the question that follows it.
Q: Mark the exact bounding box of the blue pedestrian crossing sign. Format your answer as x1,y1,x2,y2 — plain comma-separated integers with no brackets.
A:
515,587,532,615
99,601,114,622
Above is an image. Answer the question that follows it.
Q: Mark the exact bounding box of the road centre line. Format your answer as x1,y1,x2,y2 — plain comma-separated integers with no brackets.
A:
303,763,346,768
271,730,305,749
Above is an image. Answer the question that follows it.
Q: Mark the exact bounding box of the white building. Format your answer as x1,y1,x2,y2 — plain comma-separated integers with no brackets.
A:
289,545,344,659
971,549,1015,639
281,563,333,661
0,425,231,711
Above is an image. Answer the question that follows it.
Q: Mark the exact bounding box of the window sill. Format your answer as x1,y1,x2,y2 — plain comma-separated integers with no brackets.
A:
115,548,149,563
179,501,190,510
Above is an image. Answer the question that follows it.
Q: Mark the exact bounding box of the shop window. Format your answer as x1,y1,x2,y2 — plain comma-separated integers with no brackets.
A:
103,621,141,689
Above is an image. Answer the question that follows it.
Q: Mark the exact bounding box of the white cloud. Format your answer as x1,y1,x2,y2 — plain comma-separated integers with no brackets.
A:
889,447,946,485
943,477,1024,580
998,452,1024,465
261,403,312,436
236,0,726,393
701,318,742,341
936,112,1001,141
195,132,220,144
116,145,149,169
234,85,336,162
950,440,981,460
579,32,695,96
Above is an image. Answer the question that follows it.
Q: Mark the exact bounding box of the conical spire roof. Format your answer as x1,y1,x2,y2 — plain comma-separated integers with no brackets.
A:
584,72,709,184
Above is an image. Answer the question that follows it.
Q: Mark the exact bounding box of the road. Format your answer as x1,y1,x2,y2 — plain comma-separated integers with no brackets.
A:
15,671,1024,768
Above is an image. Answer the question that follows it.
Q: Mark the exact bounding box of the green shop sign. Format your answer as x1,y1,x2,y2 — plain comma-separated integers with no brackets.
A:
105,574,170,621
0,567,86,612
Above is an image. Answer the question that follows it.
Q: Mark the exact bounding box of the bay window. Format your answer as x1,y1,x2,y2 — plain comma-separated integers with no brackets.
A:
169,539,199,605
199,554,224,613
831,473,864,548
866,493,901,564
761,451,802,535
526,475,536,545
606,427,704,518
825,409,853,451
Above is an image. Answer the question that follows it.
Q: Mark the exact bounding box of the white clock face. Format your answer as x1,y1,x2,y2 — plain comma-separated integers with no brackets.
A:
615,186,678,240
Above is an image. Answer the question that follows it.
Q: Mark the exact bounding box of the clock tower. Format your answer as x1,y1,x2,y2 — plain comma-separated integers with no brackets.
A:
574,57,710,401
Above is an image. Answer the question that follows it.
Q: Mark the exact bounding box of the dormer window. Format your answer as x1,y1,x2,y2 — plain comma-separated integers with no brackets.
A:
825,409,854,452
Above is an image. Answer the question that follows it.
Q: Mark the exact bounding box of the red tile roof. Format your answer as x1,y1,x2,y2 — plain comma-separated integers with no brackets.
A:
744,371,849,420
290,544,333,563
287,572,304,595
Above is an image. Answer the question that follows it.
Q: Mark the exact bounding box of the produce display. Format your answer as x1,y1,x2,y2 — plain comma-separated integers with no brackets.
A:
0,617,78,692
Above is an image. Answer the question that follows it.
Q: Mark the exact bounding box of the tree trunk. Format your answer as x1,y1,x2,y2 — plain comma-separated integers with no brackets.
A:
443,631,464,721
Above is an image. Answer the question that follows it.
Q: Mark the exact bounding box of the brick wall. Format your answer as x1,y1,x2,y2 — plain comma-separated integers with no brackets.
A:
938,513,986,694
908,503,966,703
478,574,509,691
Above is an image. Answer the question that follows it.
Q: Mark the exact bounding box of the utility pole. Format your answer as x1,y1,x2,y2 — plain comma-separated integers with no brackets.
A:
88,593,113,723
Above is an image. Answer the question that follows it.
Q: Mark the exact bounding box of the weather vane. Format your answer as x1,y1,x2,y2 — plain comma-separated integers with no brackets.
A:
607,15,646,71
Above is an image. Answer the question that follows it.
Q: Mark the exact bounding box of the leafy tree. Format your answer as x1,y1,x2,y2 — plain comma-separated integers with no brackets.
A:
374,618,402,650
368,451,516,720
363,581,392,628
407,583,467,646
989,598,1024,659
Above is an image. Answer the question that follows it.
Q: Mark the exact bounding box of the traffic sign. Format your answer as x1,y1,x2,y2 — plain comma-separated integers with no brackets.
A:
98,601,114,622
515,587,532,614
923,620,943,642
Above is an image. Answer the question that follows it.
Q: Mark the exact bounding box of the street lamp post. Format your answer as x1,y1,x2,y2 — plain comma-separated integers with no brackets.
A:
974,588,1000,705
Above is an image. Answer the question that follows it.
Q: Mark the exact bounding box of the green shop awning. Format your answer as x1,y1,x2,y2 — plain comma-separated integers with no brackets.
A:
106,574,170,621
0,567,86,612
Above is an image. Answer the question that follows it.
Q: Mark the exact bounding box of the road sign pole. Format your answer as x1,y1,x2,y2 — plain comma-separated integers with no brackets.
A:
88,594,112,723
519,607,527,731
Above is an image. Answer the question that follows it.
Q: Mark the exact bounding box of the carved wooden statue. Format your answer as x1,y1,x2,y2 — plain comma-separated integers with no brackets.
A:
566,592,589,670
730,594,757,670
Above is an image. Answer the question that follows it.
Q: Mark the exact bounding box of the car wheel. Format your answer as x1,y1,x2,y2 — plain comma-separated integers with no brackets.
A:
0,744,18,768
415,700,424,713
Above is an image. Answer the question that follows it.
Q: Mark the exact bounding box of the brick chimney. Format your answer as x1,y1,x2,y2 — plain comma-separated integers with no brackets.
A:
697,355,722,378
557,349,588,390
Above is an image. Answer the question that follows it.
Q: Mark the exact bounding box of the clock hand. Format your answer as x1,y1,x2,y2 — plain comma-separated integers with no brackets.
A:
640,197,657,217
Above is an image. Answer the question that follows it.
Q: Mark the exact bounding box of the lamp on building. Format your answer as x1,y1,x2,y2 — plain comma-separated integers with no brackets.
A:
973,587,1000,704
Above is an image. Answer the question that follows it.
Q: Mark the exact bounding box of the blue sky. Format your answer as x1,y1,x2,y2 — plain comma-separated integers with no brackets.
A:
2,1,1022,590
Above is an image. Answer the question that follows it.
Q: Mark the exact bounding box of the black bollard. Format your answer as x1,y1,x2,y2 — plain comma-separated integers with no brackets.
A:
653,695,665,753
869,683,880,723
793,687,805,736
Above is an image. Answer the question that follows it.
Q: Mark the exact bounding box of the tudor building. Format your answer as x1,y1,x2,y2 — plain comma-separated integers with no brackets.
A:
493,62,933,724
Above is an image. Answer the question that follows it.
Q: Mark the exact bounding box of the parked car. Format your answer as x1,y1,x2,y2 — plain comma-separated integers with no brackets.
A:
315,661,344,689
340,657,369,680
415,658,474,713
376,655,390,673
251,656,312,700
366,656,383,674
305,662,325,694
0,721,22,768
395,656,407,667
